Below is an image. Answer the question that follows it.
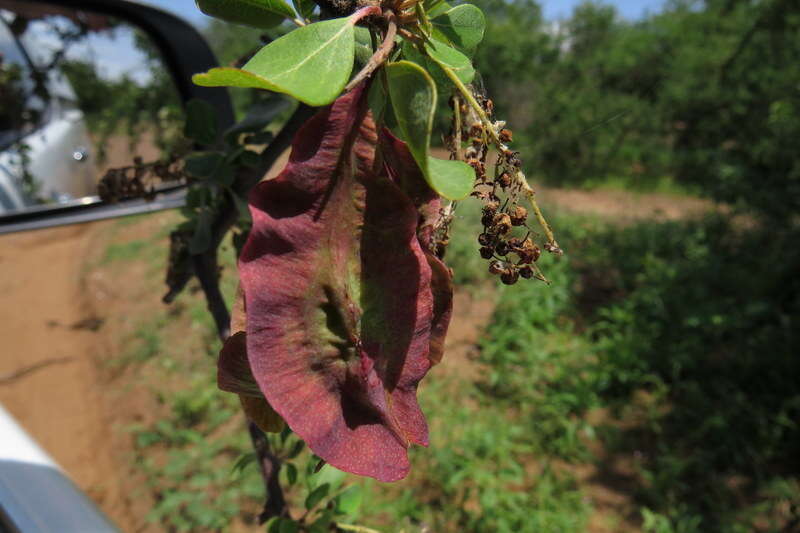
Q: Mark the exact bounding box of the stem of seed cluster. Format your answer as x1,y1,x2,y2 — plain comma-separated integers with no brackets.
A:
344,10,397,92
437,62,562,254
453,93,463,162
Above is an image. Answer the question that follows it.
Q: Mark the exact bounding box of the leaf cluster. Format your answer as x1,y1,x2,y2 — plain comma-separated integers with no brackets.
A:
193,0,488,200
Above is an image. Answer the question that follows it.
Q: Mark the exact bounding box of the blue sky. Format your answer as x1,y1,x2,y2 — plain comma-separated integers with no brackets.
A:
142,0,667,25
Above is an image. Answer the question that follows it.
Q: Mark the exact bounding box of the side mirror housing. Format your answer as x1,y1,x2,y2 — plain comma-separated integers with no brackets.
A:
0,0,234,235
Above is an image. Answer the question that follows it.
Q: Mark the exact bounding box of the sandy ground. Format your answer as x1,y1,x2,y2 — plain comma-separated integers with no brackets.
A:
0,222,143,527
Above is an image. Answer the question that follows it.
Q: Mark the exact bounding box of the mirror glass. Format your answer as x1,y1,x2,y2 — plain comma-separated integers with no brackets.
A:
0,1,185,218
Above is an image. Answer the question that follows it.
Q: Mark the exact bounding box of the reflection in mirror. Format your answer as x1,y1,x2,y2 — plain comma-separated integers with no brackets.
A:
0,2,186,217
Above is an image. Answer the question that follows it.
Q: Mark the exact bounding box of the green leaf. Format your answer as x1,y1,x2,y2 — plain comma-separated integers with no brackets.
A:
432,4,485,56
354,26,373,67
189,209,213,254
224,96,288,144
367,75,387,124
279,519,299,533
285,462,298,485
335,485,363,517
193,17,356,106
196,0,295,29
230,452,256,476
427,157,474,200
425,38,475,84
425,0,452,18
228,188,252,223
287,440,305,459
292,0,316,19
184,99,217,145
213,163,235,186
386,61,473,199
184,152,225,178
305,483,330,510
312,464,346,491
238,150,261,168
402,38,474,91
386,61,435,167
308,509,335,533
266,517,299,533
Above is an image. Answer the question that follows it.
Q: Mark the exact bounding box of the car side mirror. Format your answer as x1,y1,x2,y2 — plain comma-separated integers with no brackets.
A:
0,0,234,235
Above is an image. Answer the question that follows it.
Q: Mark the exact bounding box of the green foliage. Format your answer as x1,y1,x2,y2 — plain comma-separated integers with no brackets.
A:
196,0,296,29
471,0,800,220
195,17,357,106
431,4,486,56
184,99,219,146
386,61,474,199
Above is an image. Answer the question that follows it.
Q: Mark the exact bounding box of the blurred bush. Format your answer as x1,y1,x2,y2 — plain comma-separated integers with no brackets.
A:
473,0,800,221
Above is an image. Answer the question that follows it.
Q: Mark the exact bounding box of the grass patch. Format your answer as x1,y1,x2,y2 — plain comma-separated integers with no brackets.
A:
94,205,799,532
102,239,147,264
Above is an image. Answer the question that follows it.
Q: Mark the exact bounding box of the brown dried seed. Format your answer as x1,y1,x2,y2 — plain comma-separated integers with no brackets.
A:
515,238,542,263
488,260,505,275
470,123,483,137
492,213,512,234
503,150,522,167
500,268,519,285
469,160,486,178
482,201,500,215
519,265,534,279
478,233,493,246
479,246,495,259
497,171,512,188
495,241,510,256
499,129,513,143
481,213,495,227
510,205,528,226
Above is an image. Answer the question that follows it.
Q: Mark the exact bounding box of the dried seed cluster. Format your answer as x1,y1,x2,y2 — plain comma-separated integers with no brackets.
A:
446,90,548,284
98,156,186,203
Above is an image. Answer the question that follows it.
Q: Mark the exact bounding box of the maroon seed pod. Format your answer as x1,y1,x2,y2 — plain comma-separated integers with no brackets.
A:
478,233,493,246
479,246,495,259
519,265,534,279
510,205,528,226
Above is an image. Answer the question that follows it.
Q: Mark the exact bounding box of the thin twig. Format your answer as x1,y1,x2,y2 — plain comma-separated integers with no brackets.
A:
192,252,230,340
248,422,287,523
453,93,463,162
344,11,397,92
0,357,74,386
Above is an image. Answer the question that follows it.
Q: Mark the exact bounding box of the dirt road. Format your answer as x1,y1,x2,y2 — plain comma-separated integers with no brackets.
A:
0,221,146,528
